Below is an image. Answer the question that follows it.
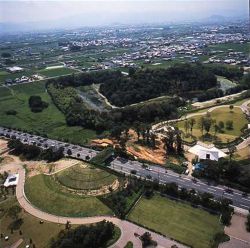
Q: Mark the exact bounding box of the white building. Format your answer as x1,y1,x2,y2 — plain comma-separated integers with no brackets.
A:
4,174,19,187
188,142,227,161
6,66,24,73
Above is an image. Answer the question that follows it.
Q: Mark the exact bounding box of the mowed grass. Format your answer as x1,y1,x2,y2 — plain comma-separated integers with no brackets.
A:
25,174,113,217
0,82,97,144
128,194,223,248
56,163,117,190
178,107,248,142
38,67,78,77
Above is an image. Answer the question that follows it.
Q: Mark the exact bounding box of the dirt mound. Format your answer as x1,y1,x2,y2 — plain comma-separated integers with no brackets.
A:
91,138,115,147
127,144,165,165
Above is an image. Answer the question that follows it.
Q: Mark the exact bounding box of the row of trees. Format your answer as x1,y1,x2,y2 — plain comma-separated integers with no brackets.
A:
193,158,250,191
144,180,234,226
8,139,64,162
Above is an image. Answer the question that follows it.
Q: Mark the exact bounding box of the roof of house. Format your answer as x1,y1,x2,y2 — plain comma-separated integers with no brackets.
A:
188,142,227,159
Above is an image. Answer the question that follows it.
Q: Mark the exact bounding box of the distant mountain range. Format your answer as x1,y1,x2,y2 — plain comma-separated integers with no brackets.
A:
0,14,247,34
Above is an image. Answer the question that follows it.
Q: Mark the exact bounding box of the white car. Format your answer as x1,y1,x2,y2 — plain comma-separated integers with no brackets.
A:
4,174,19,187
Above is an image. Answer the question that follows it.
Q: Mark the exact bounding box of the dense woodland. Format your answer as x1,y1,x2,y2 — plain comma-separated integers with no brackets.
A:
47,81,184,131
46,64,250,132
100,63,218,106
50,220,115,248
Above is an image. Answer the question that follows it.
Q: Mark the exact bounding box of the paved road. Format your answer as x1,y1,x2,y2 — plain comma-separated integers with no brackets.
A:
14,165,185,248
1,126,250,211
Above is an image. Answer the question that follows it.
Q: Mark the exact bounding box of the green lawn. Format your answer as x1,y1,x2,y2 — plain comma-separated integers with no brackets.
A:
38,67,78,77
56,162,117,190
0,82,97,145
178,107,248,142
128,194,223,248
24,174,113,217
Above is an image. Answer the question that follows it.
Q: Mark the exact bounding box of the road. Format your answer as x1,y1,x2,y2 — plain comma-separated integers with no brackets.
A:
13,156,185,248
111,158,250,211
0,126,250,212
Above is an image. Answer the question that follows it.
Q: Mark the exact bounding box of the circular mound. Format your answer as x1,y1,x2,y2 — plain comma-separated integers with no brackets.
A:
55,163,118,192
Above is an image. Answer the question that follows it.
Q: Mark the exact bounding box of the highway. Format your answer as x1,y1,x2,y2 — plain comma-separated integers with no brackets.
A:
0,126,250,211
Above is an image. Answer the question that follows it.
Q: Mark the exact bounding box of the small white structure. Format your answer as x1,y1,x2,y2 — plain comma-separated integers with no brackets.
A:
188,142,227,161
6,66,24,73
3,174,19,187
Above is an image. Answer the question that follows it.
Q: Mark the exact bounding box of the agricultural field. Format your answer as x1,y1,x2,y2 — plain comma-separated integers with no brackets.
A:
55,162,117,191
0,70,36,84
38,67,78,77
208,42,250,54
24,173,113,217
128,194,224,248
177,106,248,143
0,82,97,145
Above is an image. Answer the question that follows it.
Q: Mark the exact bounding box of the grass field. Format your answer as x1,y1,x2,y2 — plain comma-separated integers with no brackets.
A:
25,174,113,217
128,194,223,248
0,197,65,248
209,42,250,54
0,82,97,145
0,197,120,248
0,70,36,84
56,162,117,190
177,107,248,142
38,67,78,77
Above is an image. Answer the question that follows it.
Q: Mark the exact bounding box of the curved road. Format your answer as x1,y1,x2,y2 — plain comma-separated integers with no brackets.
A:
15,166,186,248
152,100,250,131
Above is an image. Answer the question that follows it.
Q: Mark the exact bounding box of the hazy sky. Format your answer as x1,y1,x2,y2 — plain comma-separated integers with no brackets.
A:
0,0,248,25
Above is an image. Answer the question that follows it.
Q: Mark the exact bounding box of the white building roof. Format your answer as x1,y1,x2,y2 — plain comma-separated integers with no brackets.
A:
4,174,19,187
188,143,227,161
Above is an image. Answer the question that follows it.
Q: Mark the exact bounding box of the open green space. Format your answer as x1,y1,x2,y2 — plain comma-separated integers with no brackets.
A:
209,42,250,54
0,197,65,248
56,162,117,190
128,194,224,248
24,173,113,217
0,70,36,84
38,67,78,77
0,197,120,248
177,106,248,142
0,81,97,145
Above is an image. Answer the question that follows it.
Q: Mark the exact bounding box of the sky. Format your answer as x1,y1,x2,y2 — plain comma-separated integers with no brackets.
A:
0,0,248,26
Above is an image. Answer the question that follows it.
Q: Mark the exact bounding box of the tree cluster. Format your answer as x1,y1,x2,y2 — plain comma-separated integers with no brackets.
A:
193,158,250,192
8,139,64,162
100,178,143,219
100,63,218,107
50,220,115,248
28,96,49,113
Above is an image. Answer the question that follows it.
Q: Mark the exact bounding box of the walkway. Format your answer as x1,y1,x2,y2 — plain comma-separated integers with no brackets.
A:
15,166,186,248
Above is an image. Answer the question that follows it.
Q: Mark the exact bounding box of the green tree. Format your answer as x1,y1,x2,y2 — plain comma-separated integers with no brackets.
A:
189,118,196,135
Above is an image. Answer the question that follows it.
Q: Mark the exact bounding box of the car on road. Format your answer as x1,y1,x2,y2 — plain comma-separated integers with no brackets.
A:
145,167,152,171
225,188,233,194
